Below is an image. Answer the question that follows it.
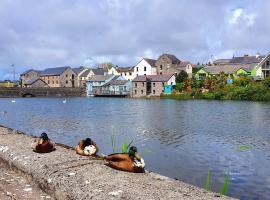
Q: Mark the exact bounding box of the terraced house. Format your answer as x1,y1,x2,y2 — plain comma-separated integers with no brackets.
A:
194,53,270,80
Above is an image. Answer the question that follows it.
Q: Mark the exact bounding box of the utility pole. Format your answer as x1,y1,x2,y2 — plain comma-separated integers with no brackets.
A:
11,64,15,86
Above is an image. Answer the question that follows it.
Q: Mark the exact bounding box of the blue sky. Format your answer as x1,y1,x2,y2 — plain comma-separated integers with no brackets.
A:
0,0,269,80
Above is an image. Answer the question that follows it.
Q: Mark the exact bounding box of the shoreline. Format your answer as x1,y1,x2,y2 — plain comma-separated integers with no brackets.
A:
0,125,235,200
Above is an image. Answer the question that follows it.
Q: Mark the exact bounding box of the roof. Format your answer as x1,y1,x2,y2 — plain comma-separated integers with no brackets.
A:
160,54,180,64
80,69,91,78
133,74,174,82
203,64,256,75
40,66,71,76
72,67,86,74
92,68,108,75
213,59,231,65
88,74,113,82
229,55,264,64
20,69,40,76
25,77,46,85
116,66,134,73
143,58,156,67
109,80,128,86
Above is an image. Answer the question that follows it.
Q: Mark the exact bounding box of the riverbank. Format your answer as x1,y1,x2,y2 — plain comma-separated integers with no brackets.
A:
0,125,235,200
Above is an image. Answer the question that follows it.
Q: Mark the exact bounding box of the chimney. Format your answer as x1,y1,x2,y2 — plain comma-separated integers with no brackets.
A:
244,54,249,57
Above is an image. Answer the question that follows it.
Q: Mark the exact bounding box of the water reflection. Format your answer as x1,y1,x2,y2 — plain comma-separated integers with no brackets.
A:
0,98,270,199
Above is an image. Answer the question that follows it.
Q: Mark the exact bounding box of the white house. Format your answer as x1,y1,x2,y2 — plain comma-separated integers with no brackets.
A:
133,58,157,77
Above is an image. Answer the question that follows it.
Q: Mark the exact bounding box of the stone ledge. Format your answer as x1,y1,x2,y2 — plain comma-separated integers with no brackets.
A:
0,125,236,200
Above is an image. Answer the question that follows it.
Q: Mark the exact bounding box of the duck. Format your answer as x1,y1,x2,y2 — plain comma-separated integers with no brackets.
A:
104,146,145,173
11,99,16,103
62,99,67,104
32,132,56,153
75,138,99,157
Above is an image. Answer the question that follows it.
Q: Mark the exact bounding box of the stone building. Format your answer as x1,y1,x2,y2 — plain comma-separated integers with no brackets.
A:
20,66,77,88
155,54,193,77
132,74,175,97
24,77,49,88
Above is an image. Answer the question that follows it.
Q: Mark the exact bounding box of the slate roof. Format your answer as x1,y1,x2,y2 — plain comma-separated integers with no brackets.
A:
213,59,231,65
161,54,180,64
88,74,113,82
133,74,174,82
92,68,108,75
20,69,40,76
204,64,256,75
229,56,264,64
40,66,71,76
143,58,157,67
116,66,134,73
72,67,86,74
80,69,91,78
25,77,46,85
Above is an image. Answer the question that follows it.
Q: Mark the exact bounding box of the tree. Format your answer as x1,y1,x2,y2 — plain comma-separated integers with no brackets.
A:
176,70,188,83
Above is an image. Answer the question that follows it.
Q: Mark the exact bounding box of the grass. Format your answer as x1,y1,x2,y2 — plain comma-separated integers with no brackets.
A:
205,169,211,191
237,145,250,151
110,133,134,153
220,175,229,195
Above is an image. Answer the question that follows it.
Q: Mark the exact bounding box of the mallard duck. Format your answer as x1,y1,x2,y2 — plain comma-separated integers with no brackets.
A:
104,146,145,173
32,133,55,153
75,138,99,156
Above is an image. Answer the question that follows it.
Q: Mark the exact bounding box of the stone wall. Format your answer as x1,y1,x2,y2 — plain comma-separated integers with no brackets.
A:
0,87,86,97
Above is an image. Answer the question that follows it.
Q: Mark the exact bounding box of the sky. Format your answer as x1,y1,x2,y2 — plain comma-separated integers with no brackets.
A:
0,0,269,80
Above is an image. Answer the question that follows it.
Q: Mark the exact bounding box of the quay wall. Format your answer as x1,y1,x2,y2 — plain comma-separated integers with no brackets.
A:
0,87,86,98
0,125,236,200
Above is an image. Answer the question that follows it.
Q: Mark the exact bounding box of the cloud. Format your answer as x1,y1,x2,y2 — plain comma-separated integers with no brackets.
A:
0,0,269,79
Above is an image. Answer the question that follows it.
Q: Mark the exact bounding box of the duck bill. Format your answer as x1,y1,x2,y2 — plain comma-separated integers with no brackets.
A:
134,152,141,161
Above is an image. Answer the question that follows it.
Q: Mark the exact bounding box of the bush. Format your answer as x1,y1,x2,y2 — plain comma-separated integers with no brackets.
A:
202,92,215,99
176,70,188,83
175,83,184,92
263,77,270,88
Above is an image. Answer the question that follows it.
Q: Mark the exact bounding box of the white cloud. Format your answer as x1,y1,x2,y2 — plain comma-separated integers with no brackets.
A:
229,8,243,24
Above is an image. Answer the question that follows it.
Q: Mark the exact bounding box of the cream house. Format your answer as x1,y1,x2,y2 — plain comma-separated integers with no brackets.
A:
116,66,135,81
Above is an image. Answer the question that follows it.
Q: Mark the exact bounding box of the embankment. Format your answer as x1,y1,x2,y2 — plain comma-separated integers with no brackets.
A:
0,125,236,200
0,87,85,98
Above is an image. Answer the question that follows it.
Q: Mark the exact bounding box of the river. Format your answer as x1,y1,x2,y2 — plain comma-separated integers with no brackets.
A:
0,97,270,200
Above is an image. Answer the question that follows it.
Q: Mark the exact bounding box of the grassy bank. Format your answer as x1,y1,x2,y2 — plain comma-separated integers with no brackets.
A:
162,75,270,101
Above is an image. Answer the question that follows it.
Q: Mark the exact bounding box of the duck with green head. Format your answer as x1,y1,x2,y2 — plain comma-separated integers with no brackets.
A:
104,146,145,173
32,132,55,153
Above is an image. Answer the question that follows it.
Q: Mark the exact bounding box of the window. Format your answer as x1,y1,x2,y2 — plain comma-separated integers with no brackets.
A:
160,65,163,70
162,82,165,87
136,67,138,72
52,81,54,84
153,90,155,94
66,80,68,84
141,90,143,94
125,73,127,76
56,80,58,84
144,66,146,71
160,72,162,75
129,72,132,75
142,82,144,87
66,74,68,78
135,83,137,88
134,90,137,94
267,61,270,66
48,80,50,84
153,82,155,87
171,82,173,85
199,74,206,80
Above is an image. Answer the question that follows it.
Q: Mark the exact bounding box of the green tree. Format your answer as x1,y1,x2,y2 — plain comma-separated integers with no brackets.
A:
176,70,188,83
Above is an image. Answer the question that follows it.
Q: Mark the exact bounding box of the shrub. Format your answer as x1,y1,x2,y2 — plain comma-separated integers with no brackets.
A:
263,77,270,88
202,92,215,99
175,83,184,92
176,70,188,83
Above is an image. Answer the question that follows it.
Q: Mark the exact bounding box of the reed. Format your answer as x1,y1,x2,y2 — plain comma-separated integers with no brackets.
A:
111,134,117,153
121,139,134,153
205,169,211,191
220,174,229,195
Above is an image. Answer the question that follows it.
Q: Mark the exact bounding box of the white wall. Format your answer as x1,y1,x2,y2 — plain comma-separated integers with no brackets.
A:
134,59,157,76
166,75,176,85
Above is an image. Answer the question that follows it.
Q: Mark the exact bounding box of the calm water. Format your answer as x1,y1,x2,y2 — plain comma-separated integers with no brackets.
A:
0,97,270,200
